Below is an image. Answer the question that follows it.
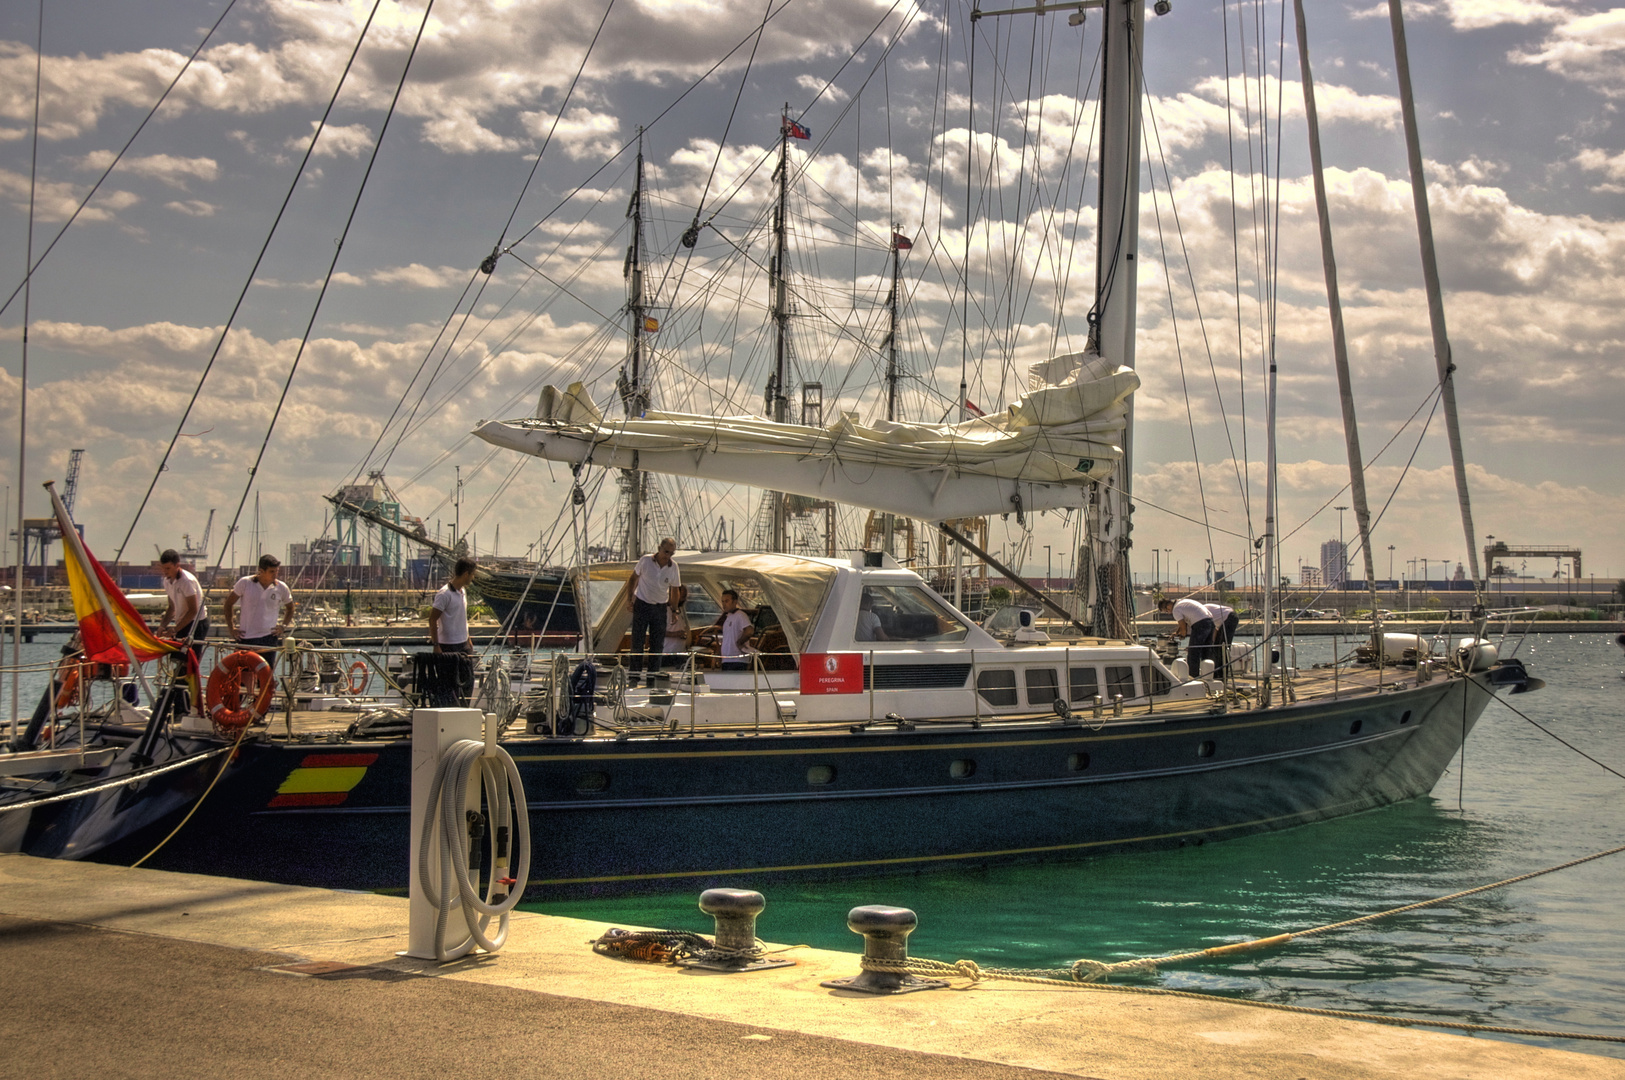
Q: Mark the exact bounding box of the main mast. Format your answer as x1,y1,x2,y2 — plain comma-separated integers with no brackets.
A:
620,128,651,559
1089,0,1145,638
767,107,793,553
882,224,903,555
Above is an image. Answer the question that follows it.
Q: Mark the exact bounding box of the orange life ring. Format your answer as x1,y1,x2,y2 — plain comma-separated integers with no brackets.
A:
53,663,82,711
205,650,276,730
343,660,369,695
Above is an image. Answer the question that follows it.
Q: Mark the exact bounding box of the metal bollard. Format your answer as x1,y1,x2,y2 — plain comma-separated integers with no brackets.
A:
677,888,795,972
819,905,948,994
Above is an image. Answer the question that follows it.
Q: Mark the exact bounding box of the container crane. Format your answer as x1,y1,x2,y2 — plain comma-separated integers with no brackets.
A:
181,509,215,566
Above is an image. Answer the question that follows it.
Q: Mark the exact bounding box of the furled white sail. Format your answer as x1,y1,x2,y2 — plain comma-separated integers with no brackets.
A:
474,351,1138,521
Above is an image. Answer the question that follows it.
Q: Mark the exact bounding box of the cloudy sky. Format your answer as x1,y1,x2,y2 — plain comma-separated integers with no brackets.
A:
1,0,1621,592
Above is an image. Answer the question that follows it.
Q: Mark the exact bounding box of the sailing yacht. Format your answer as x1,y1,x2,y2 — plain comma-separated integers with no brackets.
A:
6,0,1544,901
74,0,1538,900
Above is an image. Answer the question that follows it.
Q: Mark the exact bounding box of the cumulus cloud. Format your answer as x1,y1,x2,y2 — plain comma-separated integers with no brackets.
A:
1576,146,1625,191
80,150,220,188
0,0,920,153
0,167,138,221
286,121,376,158
1513,8,1625,92
1351,0,1563,28
165,198,217,216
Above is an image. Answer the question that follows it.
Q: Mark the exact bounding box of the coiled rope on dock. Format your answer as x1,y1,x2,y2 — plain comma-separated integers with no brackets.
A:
591,927,771,967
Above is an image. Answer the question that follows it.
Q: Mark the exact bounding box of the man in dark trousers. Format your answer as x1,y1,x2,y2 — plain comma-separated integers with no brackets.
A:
626,537,680,688
1157,596,1235,676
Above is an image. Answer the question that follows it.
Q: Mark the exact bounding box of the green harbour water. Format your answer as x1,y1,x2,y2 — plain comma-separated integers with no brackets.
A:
528,633,1625,1056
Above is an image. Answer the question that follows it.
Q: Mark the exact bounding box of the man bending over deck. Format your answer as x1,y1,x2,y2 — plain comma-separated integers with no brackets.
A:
1157,596,1226,677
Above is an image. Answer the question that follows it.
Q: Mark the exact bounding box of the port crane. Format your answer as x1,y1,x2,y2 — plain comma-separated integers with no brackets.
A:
181,509,215,566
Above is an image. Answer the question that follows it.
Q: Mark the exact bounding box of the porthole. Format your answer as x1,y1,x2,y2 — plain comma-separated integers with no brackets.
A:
1196,740,1216,759
1399,710,1412,725
575,771,610,793
949,758,976,779
807,765,836,785
1349,719,1363,735
1067,752,1090,771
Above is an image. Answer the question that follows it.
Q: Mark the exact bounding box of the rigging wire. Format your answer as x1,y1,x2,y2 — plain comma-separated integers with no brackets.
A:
116,0,388,561
219,0,438,558
0,0,243,322
11,0,44,736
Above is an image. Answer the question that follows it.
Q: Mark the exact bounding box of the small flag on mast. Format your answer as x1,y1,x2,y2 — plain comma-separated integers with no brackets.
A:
964,399,985,418
642,316,659,332
782,117,811,140
892,232,913,251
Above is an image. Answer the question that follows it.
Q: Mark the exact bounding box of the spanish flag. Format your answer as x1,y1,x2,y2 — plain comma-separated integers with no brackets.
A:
48,482,177,666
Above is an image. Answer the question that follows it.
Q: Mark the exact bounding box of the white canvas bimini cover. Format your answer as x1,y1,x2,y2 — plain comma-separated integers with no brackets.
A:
474,351,1137,520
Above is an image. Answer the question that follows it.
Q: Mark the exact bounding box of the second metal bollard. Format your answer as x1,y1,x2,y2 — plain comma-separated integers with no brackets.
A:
677,888,795,972
819,905,948,994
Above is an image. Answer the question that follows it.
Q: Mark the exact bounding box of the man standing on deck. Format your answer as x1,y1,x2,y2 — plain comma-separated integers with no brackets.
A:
224,555,295,671
627,537,681,687
157,548,208,713
157,549,207,654
429,558,477,654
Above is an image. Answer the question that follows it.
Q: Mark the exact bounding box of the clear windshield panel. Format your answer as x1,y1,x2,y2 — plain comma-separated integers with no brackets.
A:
857,584,971,643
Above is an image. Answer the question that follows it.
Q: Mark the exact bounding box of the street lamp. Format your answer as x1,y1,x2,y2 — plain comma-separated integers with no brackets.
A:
1044,545,1052,587
1387,544,1395,583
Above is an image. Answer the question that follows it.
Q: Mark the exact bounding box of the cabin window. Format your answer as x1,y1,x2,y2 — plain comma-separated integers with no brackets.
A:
1196,741,1216,758
1067,752,1090,771
1349,719,1363,735
1139,665,1172,696
1024,668,1060,706
949,759,976,779
856,584,971,643
807,765,836,785
1069,666,1100,703
575,771,610,793
1105,666,1136,701
976,669,1018,707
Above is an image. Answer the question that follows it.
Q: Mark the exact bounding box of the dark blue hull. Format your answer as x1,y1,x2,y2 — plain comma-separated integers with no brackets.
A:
90,672,1494,898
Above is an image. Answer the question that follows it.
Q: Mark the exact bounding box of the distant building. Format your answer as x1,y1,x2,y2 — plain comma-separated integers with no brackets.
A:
1300,566,1324,587
1453,561,1466,581
1320,539,1346,588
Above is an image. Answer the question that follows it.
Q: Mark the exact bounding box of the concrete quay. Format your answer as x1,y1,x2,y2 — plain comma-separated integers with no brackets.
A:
2,854,1620,1080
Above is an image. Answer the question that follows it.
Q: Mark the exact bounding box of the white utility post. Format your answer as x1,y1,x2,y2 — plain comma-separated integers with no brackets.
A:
403,706,484,960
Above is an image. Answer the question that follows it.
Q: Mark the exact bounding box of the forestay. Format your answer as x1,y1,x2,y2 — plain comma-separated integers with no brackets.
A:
473,351,1138,521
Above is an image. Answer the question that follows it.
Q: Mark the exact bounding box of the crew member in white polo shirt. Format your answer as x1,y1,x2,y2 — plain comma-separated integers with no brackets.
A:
224,554,295,670
626,537,680,687
429,558,477,653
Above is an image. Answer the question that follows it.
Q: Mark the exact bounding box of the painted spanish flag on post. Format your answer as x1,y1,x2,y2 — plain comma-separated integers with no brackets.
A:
47,482,176,665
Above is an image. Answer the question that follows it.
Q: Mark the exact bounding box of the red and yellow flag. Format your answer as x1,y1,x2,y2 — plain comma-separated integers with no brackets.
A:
52,502,176,665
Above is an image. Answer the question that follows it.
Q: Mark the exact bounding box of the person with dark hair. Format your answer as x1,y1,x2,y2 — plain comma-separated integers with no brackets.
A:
157,549,206,650
157,549,207,710
626,537,680,687
429,557,478,653
224,554,294,669
701,589,755,671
